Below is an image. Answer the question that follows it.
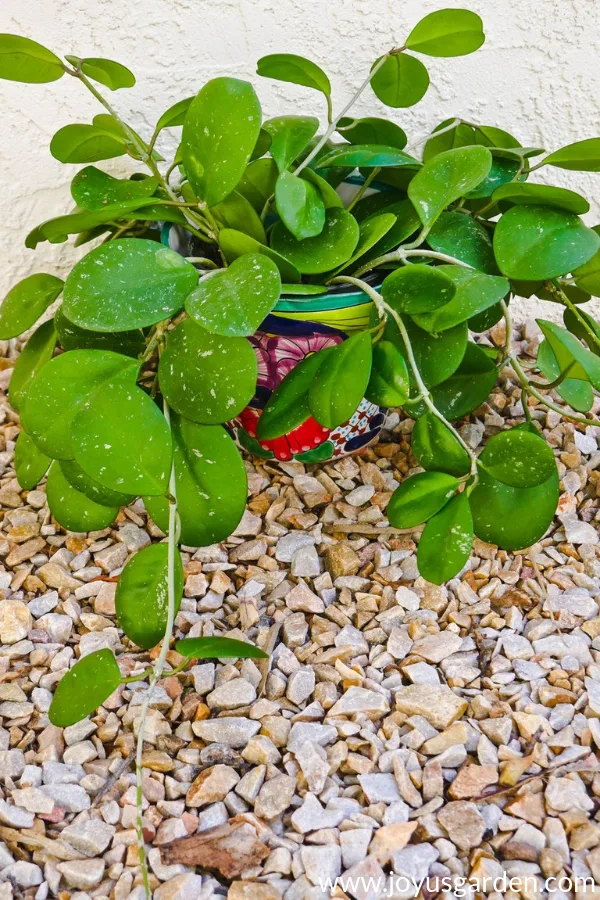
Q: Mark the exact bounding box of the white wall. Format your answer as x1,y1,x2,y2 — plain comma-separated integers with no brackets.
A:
1,0,600,323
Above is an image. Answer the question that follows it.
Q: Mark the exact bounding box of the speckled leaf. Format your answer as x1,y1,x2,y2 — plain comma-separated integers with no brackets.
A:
219,229,301,283
537,319,600,390
155,96,194,133
55,307,145,357
537,338,594,413
417,491,473,584
50,124,127,164
338,117,407,149
408,146,492,227
115,542,184,650
263,116,319,171
257,349,333,440
176,636,268,660
316,144,420,169
478,427,556,488
0,273,63,339
382,264,456,315
388,471,460,528
0,34,64,83
275,171,326,240
14,430,51,491
49,649,121,728
270,208,359,274
309,331,372,428
329,213,397,276
365,341,409,406
427,212,498,273
46,462,119,532
237,159,279,213
370,54,430,108
71,166,158,211
382,314,467,388
60,459,135,508
492,182,590,216
424,341,497,420
412,267,509,332
411,413,471,476
212,192,267,244
9,319,57,413
25,199,161,249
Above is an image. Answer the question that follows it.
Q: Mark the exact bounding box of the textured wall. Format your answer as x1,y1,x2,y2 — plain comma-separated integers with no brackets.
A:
1,0,600,323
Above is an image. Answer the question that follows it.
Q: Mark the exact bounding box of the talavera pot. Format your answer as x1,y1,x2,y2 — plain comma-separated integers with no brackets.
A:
161,225,386,464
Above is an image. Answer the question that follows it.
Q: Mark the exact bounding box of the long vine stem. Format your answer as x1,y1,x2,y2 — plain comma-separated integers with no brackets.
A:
352,247,472,279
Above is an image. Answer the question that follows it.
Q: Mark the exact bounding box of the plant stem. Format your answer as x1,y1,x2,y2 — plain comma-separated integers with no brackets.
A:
352,247,472,279
346,168,380,212
546,281,600,353
404,117,462,155
134,402,179,899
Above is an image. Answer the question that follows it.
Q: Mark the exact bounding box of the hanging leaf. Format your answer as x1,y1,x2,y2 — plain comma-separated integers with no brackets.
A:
24,198,161,249
186,254,280,336
212,191,267,243
301,169,344,209
328,212,397,276
50,124,127,164
338,117,407,149
263,116,319,171
176,636,268,660
417,491,473,584
46,462,119,532
61,458,135,508
411,267,509,332
155,96,195,133
405,9,485,56
0,34,64,83
370,53,430,108
256,54,331,98
0,273,63,339
316,144,420,169
181,77,261,207
422,341,497,420
63,239,198,332
358,200,421,260
49,649,121,728
427,212,498,274
14,430,50,491
158,318,257,424
71,166,159,210
478,428,556,489
237,159,279,213
492,182,590,216
411,413,471,476
563,306,600,354
383,314,467,388
250,128,272,161
55,307,145,358
270,208,359,274
537,338,594,413
65,55,135,90
145,418,247,546
115,542,184,649
275,171,326,240
365,341,409,406
8,319,57,413
257,349,332,440
408,146,492,227
388,471,460,528
219,228,301,283
493,206,600,280
543,138,600,172
71,376,172,496
382,264,456,315
309,332,372,428
537,319,600,390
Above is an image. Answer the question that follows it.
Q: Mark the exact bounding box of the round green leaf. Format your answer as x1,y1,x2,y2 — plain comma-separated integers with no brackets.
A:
316,144,420,169
425,341,497,420
417,491,473,584
159,318,257,424
50,124,127,164
493,182,590,216
49,649,121,728
412,267,509,333
71,166,158,211
423,119,520,163
479,428,556,488
405,9,485,57
412,413,471,476
219,228,301,283
388,471,460,528
9,319,57,413
237,159,279,213
464,155,520,199
257,349,332,440
428,212,498,274
563,306,600,354
270,208,359,274
0,34,63,83
0,274,63,340
176,636,268,660
408,146,492,227
46,462,119,532
365,341,409,406
573,227,600,296
309,331,372,428
383,315,467,388
275,171,326,240
328,213,397,276
370,53,429,108
493,206,600,280
543,139,600,172
61,458,135,508
144,418,247,546
382,264,456,315
537,337,593,413
358,200,421,260
256,54,331,97
14,430,50,491
72,377,172,496
63,239,198,332
537,318,600,390
55,307,145,357
116,542,184,649
338,117,407,150
155,96,194,133
212,191,267,244
263,116,319,172
186,254,280,337
70,56,135,90
280,284,328,296
301,169,344,209
182,77,261,208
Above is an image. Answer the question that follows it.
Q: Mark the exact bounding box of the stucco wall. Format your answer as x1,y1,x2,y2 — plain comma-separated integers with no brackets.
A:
1,0,599,323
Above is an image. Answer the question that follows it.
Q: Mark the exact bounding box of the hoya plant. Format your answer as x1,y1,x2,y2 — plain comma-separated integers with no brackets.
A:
2,9,600,891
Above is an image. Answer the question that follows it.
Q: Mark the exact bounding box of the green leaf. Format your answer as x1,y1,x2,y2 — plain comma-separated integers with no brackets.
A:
423,119,520,163
9,319,57,413
220,229,300,283
493,182,590,216
63,239,198,332
383,315,467,388
46,462,119,532
465,155,521,199
115,542,184,649
382,264,456,315
412,267,510,332
280,284,328,296
309,332,372,428
237,159,279,213
405,9,485,56
543,138,600,172
14,430,50,491
563,306,600,354
417,491,473,584
55,307,145,357
573,227,600,296
388,471,460,528
478,427,556,489
60,459,135,508
67,56,135,90
537,318,600,390
316,144,420,169
263,116,319,171
0,274,63,339
182,77,261,207
493,206,600,280
25,199,161,249
155,96,194,133
428,212,498,273
21,349,138,460
212,191,267,243
176,636,268,660
0,34,63,83
300,169,344,209
50,124,127,164
370,53,430,108
358,200,421,260
72,377,172,496
411,413,471,476
275,171,326,240
537,337,594,413
426,341,497,420
159,318,257,424
256,349,332,440
256,53,331,97
49,649,121,728
338,117,407,150
328,213,397,276
251,128,272,161
186,254,280,336
144,418,247,546
71,166,158,211
270,208,359,274
365,340,409,406
408,146,492,227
